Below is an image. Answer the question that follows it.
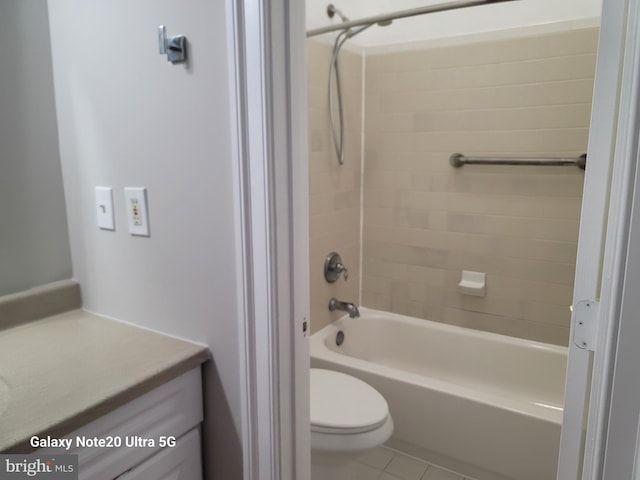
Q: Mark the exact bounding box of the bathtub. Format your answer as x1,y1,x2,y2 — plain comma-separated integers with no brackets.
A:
310,308,567,480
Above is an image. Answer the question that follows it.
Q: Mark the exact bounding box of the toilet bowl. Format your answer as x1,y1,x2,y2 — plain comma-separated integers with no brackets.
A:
310,368,393,480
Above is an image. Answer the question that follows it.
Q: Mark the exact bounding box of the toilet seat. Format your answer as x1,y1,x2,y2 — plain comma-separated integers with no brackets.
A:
310,368,389,434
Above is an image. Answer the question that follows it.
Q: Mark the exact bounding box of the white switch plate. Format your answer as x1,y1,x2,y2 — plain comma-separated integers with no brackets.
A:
95,187,115,230
124,187,150,236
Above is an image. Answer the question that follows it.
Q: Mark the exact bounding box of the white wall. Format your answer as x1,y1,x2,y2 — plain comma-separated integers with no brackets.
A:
0,0,72,296
46,1,243,477
307,0,603,47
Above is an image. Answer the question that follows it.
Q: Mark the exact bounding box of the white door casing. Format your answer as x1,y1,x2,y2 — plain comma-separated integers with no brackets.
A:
560,0,640,478
228,1,310,479
557,0,625,477
595,0,640,477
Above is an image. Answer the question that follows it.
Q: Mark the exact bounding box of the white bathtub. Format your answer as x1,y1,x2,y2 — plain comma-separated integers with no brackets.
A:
310,308,567,480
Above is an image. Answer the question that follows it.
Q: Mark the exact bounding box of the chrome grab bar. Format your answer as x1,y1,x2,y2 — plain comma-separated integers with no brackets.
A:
450,153,587,170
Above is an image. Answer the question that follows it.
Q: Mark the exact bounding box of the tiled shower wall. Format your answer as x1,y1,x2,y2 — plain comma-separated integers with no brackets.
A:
307,40,363,334
361,29,598,345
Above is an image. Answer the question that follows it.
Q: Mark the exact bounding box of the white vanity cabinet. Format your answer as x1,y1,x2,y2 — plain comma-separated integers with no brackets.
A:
38,368,203,480
116,428,201,480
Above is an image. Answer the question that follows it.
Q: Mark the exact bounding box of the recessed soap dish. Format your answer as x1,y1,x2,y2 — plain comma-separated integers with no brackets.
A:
458,270,486,297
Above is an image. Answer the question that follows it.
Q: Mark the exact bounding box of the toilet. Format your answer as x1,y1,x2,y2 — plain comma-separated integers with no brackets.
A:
310,368,394,480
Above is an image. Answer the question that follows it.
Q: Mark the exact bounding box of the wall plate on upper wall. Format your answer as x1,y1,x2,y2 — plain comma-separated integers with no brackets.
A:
124,187,150,237
95,187,115,231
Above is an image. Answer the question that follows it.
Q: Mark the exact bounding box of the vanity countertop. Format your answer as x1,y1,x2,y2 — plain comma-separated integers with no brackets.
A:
0,309,210,453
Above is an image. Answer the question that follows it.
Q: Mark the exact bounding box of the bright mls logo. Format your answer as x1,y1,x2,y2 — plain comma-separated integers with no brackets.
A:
0,455,77,479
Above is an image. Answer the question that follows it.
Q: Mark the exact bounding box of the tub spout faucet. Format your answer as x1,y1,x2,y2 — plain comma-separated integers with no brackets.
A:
329,298,360,318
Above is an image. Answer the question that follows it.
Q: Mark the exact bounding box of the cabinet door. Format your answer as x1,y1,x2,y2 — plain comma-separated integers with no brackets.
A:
118,428,201,480
38,369,203,480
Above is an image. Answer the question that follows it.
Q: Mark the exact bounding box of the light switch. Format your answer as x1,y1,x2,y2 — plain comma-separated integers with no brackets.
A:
124,187,150,236
95,187,115,230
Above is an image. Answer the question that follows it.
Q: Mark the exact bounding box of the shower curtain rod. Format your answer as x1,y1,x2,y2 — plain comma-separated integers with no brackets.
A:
306,0,516,38
450,153,587,169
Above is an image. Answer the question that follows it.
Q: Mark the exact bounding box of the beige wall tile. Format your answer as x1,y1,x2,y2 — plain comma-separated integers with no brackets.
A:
366,29,599,72
411,129,590,153
363,190,582,219
391,53,597,92
411,104,593,132
361,29,597,345
374,79,595,113
309,29,595,345
307,39,363,334
409,172,585,197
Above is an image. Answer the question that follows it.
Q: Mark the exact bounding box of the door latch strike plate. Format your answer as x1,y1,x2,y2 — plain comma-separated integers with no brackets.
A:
573,300,600,351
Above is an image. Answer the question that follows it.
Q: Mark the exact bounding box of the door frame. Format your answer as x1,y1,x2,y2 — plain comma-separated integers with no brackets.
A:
231,0,640,478
589,0,640,477
560,0,640,477
557,0,630,477
228,0,310,479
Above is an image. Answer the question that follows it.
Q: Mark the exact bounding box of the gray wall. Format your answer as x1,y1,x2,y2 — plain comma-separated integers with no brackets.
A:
0,0,72,296
47,1,243,477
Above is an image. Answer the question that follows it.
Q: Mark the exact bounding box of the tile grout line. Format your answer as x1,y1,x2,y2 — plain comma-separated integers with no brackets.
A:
358,47,366,307
381,446,473,480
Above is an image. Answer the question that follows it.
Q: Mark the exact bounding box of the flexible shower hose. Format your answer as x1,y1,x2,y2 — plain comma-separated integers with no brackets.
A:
328,24,372,166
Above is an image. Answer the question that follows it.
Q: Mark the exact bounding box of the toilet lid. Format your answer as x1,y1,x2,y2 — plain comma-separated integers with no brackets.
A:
310,369,389,434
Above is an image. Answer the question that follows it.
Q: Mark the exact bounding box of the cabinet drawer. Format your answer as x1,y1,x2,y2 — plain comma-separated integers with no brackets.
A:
39,368,202,480
117,428,201,480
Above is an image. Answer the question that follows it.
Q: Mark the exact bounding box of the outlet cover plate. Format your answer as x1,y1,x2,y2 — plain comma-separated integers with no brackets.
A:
95,187,115,230
124,187,150,236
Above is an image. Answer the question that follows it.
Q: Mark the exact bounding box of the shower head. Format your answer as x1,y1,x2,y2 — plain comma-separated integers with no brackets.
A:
327,4,350,23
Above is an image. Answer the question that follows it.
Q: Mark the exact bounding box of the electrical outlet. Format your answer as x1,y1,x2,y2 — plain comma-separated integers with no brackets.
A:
124,187,150,236
130,198,143,226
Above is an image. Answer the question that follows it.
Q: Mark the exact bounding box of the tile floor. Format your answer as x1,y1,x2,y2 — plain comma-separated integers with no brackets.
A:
346,446,473,480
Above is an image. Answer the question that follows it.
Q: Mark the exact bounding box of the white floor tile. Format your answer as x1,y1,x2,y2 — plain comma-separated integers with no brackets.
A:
378,473,403,480
346,462,383,480
421,465,465,480
358,447,395,470
384,454,429,480
324,447,469,480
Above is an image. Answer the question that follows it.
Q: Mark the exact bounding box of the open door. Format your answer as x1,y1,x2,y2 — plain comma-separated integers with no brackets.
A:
590,0,640,477
559,0,640,478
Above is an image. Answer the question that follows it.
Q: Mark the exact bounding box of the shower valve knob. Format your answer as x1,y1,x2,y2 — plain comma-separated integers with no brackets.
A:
324,252,349,283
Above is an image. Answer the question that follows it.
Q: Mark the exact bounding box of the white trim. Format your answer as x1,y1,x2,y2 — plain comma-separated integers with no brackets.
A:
230,1,310,479
596,0,640,476
584,0,639,477
274,1,311,479
558,0,628,478
226,0,255,476
290,0,312,473
559,0,640,477
229,0,278,477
